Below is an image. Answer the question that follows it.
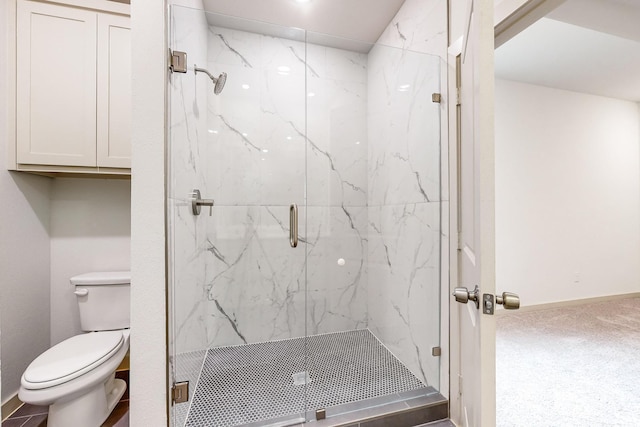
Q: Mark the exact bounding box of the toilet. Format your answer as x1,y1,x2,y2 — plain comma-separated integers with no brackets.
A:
19,271,131,427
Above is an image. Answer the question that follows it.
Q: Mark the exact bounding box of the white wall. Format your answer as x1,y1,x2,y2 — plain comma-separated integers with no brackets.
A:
131,0,168,425
50,178,131,346
0,173,51,405
495,79,640,306
0,0,52,405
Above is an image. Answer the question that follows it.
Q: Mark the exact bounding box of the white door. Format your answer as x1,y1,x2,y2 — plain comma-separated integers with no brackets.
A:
448,0,502,425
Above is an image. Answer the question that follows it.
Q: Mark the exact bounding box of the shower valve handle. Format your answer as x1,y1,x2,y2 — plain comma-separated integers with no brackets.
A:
191,189,214,216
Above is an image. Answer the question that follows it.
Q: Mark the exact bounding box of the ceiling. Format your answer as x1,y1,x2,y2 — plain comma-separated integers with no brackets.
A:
202,0,406,45
201,0,640,101
495,0,640,102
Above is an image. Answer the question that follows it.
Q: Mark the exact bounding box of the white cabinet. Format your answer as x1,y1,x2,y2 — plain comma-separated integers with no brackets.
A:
15,0,130,175
97,13,131,168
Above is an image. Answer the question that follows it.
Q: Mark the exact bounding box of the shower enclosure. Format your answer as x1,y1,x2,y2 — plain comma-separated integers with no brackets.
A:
168,5,445,427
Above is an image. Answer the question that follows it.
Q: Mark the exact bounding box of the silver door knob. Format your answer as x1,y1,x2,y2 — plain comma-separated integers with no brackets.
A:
496,292,520,310
453,285,480,308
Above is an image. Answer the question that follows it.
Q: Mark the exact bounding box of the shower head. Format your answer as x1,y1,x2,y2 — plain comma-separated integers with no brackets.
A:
194,65,227,95
214,72,227,95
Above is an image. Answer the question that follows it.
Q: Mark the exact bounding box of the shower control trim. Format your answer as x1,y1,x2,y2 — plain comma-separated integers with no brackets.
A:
191,189,214,216
170,50,187,73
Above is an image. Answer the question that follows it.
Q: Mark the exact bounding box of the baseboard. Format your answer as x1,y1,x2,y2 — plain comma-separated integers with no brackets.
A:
2,393,23,421
496,292,640,315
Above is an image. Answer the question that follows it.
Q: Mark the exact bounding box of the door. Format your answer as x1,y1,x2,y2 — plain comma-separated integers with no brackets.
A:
167,6,308,426
449,0,498,426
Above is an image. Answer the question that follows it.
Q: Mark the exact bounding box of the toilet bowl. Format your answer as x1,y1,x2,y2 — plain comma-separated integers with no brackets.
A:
18,271,131,427
19,330,130,427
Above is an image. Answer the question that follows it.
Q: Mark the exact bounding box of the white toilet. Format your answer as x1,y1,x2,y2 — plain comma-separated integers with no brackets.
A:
19,271,131,427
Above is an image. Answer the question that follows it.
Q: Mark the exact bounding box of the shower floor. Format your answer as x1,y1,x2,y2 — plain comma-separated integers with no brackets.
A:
182,329,427,427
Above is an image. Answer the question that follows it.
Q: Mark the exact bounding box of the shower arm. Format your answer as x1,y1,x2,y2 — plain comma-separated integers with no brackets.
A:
194,65,216,82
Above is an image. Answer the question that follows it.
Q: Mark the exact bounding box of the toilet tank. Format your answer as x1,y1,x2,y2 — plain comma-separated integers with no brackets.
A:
71,271,130,332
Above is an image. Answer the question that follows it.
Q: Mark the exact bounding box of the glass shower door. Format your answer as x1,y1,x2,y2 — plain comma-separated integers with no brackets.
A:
168,6,308,427
302,36,443,417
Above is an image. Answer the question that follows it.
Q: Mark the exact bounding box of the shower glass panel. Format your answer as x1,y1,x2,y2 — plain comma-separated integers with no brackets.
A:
168,7,307,427
304,33,443,409
168,6,442,427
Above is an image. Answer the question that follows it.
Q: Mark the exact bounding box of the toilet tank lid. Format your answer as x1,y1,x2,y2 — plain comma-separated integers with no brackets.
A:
70,271,131,286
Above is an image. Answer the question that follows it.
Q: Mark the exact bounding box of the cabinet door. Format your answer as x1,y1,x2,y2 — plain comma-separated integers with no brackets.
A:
97,14,131,168
17,0,97,167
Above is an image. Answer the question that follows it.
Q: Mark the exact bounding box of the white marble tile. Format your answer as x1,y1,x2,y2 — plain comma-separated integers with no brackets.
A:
202,205,307,346
204,28,308,207
207,26,262,69
307,78,368,207
325,48,368,84
367,45,442,206
168,5,210,356
170,197,211,354
306,206,368,335
375,0,447,58
367,202,441,386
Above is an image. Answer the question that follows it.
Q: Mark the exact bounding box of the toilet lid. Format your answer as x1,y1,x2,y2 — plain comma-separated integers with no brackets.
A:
22,330,124,389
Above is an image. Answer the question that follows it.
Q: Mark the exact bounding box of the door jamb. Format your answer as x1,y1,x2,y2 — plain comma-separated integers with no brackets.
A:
447,35,463,425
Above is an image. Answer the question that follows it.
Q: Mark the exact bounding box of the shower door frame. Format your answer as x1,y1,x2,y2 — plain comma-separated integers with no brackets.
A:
166,6,447,426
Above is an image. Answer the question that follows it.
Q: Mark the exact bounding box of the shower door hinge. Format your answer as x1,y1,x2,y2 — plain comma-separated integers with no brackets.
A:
315,408,327,421
172,381,189,404
170,50,187,73
432,93,442,103
456,87,462,106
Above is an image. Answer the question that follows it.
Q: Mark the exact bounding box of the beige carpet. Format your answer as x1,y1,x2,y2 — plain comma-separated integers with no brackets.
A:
496,296,640,427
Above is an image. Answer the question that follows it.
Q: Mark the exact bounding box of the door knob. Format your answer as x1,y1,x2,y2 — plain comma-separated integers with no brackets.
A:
452,285,480,309
496,292,520,310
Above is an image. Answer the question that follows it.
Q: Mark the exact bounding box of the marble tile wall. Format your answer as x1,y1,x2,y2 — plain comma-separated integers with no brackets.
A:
168,5,210,356
200,26,369,347
366,0,447,389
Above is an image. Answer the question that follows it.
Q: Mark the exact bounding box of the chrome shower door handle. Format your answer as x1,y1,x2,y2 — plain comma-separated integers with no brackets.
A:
289,204,298,248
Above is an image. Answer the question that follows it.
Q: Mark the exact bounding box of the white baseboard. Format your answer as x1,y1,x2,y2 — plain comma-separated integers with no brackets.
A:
496,292,640,315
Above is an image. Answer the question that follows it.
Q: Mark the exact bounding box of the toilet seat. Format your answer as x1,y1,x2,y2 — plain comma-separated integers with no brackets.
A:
22,330,124,390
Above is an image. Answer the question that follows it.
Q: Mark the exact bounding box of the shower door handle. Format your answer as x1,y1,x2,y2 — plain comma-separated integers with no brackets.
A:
289,204,298,248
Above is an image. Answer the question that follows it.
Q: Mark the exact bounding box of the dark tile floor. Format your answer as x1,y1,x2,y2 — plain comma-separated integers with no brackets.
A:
2,371,129,427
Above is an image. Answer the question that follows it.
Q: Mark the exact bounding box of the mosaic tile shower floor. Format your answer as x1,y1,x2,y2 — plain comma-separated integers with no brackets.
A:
182,329,426,427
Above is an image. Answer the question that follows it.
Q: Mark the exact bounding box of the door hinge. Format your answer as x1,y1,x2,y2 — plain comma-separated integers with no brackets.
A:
170,50,188,73
315,408,327,421
458,374,463,396
172,381,189,404
456,87,461,106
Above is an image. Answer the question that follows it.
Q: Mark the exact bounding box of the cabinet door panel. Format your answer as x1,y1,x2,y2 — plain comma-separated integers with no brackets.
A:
97,14,131,168
17,1,97,166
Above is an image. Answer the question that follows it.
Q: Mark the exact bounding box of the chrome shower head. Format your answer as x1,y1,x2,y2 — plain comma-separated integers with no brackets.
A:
194,66,227,95
214,72,227,95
